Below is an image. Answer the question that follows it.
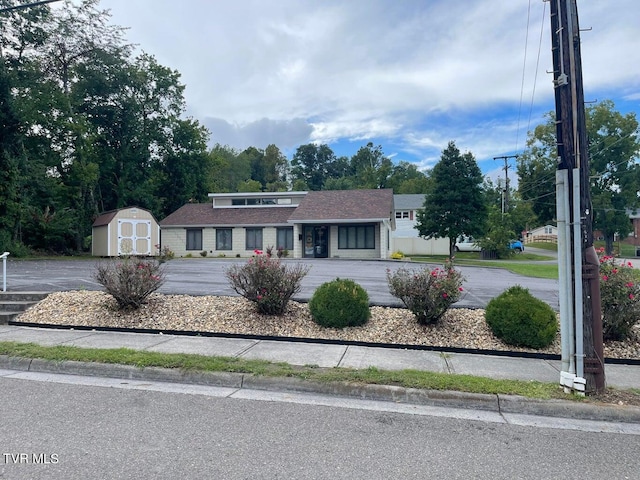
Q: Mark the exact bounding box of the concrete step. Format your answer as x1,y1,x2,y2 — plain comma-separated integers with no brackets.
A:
0,292,48,325
0,292,49,302
0,301,36,312
0,311,23,324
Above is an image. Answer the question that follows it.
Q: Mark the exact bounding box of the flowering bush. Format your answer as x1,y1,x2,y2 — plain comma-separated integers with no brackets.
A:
387,262,464,325
95,256,165,309
598,249,640,341
225,250,310,315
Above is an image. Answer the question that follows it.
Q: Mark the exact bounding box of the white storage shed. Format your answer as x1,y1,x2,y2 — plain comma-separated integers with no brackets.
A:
92,207,160,257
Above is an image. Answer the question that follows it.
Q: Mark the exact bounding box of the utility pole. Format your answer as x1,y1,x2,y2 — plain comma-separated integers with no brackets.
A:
493,155,518,214
550,0,604,394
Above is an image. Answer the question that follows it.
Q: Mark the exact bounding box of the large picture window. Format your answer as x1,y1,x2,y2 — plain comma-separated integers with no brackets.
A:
216,228,232,250
338,225,375,249
276,227,293,251
186,229,202,251
245,228,263,250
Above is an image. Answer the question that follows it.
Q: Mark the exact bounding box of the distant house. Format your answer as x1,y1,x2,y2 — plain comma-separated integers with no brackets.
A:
391,194,449,255
525,225,558,244
159,189,395,259
92,207,160,256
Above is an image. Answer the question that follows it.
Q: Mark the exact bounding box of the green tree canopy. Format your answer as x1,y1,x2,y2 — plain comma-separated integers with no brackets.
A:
517,100,640,253
415,141,486,258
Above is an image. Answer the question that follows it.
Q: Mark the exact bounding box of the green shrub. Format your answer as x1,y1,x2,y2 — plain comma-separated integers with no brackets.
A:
598,251,640,341
155,245,175,263
200,250,208,257
309,278,370,328
387,262,464,325
95,256,165,310
485,285,557,349
225,252,310,315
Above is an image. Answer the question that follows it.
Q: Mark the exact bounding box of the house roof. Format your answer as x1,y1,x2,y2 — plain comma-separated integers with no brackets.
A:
393,194,426,210
160,204,296,227
288,189,394,224
92,207,156,227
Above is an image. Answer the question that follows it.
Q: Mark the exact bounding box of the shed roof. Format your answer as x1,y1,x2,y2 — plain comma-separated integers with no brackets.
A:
92,207,156,227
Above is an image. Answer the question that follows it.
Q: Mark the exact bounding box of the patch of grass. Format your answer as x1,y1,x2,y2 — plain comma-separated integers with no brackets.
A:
474,261,558,279
0,341,582,401
527,242,558,251
411,256,558,279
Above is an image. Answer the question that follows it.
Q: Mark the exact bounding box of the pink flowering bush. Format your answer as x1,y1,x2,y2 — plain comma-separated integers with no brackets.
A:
225,250,310,315
598,249,640,341
386,262,464,325
95,256,165,310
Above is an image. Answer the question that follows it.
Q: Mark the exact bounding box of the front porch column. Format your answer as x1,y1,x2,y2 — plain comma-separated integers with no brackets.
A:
292,224,302,259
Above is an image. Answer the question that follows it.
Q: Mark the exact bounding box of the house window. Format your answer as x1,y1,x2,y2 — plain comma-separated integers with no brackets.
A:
544,226,553,234
246,228,263,250
216,228,232,250
276,227,293,250
338,225,375,249
395,211,410,219
186,229,202,250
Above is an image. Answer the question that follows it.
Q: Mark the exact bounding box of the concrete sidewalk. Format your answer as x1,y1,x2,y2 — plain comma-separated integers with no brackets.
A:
2,324,640,424
1,323,638,390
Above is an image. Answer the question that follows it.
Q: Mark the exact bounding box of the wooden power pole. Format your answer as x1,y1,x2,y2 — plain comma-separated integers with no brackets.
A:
550,0,604,394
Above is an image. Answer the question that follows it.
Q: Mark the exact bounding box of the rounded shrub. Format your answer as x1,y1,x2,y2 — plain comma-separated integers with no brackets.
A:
309,278,370,328
485,285,558,349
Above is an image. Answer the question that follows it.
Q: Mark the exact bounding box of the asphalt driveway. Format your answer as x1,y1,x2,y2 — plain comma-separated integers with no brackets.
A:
2,257,559,310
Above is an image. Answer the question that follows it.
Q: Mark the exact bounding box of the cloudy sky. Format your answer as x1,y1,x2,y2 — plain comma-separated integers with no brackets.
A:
97,0,640,179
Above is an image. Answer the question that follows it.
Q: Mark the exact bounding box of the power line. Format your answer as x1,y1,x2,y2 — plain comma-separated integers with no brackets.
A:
0,0,61,13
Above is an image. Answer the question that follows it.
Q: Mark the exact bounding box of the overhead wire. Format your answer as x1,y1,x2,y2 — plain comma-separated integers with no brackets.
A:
514,0,533,156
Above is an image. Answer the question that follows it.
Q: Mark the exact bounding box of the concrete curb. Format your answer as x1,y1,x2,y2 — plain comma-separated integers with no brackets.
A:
2,355,640,424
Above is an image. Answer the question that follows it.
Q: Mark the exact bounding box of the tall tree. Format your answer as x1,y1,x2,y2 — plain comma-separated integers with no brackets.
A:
415,141,486,258
290,143,336,191
263,144,289,191
517,101,640,253
588,100,640,253
350,142,392,189
387,161,430,193
516,114,558,226
0,61,22,250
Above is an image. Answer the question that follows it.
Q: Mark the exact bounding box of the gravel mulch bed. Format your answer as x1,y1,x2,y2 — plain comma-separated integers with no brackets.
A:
14,291,640,361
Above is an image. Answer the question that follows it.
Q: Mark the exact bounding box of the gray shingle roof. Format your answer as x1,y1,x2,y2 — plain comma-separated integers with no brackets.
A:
288,189,394,223
160,204,296,227
393,194,426,210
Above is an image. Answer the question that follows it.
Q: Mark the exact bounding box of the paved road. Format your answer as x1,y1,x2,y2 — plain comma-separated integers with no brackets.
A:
2,375,638,480
2,257,559,309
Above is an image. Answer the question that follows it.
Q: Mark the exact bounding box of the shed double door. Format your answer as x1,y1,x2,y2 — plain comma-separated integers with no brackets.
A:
118,220,152,255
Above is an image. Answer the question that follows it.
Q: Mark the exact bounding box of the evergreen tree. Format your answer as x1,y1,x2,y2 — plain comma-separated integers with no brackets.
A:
415,141,486,258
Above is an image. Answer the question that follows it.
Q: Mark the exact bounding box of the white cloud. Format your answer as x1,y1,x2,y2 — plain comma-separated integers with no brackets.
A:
99,0,640,165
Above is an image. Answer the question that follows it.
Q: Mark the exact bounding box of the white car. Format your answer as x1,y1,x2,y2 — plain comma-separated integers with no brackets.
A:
454,235,482,252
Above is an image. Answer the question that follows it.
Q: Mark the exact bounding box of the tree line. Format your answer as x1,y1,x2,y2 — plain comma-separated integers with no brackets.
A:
1,1,637,256
418,101,640,257
0,0,429,255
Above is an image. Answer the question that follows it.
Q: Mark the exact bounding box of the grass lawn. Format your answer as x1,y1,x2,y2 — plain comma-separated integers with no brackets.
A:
410,253,559,279
0,341,572,400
